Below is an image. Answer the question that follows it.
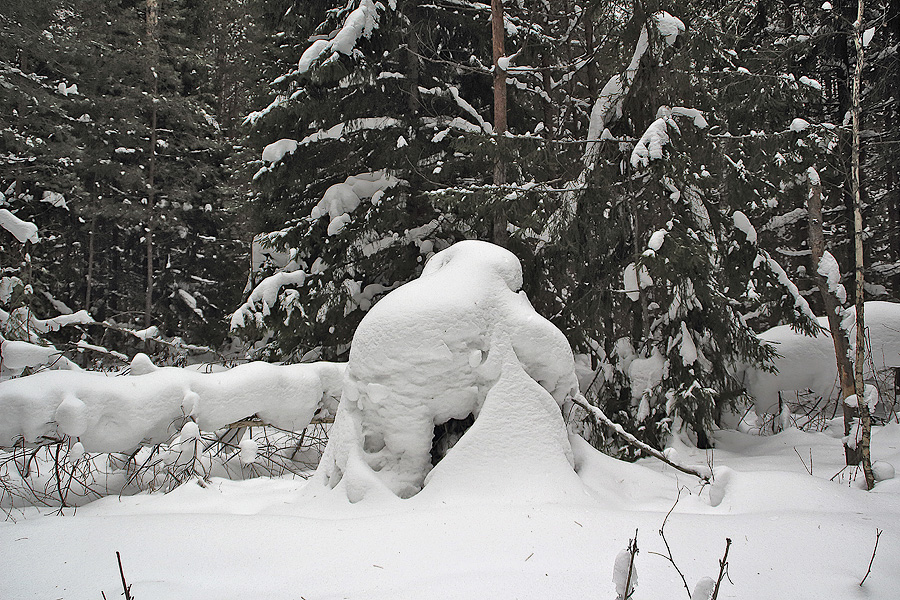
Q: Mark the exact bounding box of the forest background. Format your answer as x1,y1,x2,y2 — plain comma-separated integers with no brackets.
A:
2,0,899,453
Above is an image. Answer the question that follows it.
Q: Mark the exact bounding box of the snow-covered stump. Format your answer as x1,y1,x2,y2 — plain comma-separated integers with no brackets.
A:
313,240,584,501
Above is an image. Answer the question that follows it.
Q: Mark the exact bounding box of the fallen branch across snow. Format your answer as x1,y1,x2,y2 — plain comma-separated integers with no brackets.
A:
571,394,711,483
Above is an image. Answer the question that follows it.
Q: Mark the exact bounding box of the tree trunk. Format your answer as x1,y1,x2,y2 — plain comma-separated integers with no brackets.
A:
86,217,95,313
807,172,858,465
491,0,507,246
851,0,875,489
144,0,160,329
406,9,420,115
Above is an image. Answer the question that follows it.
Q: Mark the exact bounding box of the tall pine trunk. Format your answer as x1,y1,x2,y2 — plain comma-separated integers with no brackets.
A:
491,0,507,246
807,172,858,465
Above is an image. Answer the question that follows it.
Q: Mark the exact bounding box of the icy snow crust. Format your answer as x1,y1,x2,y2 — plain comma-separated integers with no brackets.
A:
314,240,581,500
0,357,345,451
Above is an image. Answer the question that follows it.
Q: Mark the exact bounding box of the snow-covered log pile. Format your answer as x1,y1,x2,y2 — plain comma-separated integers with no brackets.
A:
312,240,585,501
0,354,345,452
743,301,900,414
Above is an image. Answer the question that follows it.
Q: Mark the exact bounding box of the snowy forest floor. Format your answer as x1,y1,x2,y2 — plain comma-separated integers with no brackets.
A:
2,423,899,600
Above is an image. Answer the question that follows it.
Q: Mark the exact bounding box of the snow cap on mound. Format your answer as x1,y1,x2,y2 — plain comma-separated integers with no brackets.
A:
315,240,581,500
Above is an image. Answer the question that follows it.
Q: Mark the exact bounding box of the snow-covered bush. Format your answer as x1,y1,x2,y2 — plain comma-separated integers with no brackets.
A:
313,240,583,500
741,301,900,422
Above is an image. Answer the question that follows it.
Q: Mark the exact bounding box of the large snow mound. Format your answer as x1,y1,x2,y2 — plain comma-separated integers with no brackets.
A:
314,240,581,500
743,301,900,413
0,356,345,452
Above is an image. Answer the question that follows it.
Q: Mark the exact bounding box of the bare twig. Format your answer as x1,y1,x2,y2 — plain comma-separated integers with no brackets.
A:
623,529,639,600
572,395,711,482
859,528,883,586
649,488,692,598
116,551,133,600
793,447,813,476
711,538,732,600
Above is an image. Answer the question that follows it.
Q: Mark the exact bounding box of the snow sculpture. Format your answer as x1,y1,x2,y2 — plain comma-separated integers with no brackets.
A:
315,240,582,500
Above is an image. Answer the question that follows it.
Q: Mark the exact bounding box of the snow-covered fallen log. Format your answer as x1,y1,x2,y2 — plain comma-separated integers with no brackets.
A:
0,355,345,452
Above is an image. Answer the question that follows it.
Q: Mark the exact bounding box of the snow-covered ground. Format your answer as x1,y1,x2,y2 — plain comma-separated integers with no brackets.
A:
2,240,898,600
1,423,898,600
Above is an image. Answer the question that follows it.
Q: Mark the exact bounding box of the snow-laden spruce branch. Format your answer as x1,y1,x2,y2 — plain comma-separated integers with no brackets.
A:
542,11,686,241
571,395,711,482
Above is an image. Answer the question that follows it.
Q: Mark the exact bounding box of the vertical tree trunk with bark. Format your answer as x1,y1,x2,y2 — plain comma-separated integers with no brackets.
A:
491,0,507,246
144,0,160,329
406,7,420,115
85,217,95,313
851,0,875,489
808,172,858,465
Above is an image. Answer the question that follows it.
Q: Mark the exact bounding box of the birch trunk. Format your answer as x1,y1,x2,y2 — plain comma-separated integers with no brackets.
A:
851,0,875,489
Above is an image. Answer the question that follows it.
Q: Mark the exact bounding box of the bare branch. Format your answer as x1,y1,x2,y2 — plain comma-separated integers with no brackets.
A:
571,395,711,483
859,528,883,586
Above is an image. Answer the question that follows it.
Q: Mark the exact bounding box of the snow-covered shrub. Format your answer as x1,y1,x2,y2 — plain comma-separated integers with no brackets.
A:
313,240,582,500
741,301,900,426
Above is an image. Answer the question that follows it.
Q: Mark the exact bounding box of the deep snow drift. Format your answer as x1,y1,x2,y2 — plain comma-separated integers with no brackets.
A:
0,355,344,451
2,424,898,600
314,240,581,500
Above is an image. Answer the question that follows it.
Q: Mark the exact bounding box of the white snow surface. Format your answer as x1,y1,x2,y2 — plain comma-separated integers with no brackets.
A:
0,336,59,371
653,11,686,46
0,354,345,451
261,138,298,163
4,422,899,600
742,301,900,413
732,210,757,243
863,27,876,48
648,229,667,251
790,117,811,132
309,170,399,235
623,262,653,301
313,240,580,500
231,269,306,329
613,547,638,598
630,116,672,168
816,250,847,305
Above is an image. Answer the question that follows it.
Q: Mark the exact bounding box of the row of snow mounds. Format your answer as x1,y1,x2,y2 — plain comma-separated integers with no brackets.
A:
742,301,900,414
313,240,585,501
0,354,345,452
